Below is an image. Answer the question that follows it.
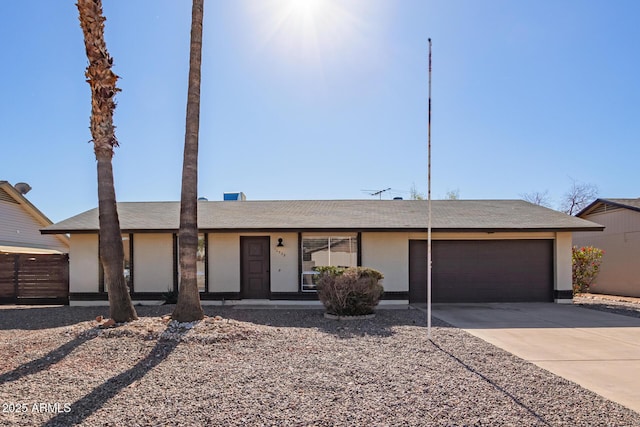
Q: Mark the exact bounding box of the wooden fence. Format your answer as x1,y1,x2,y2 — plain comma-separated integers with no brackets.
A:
0,253,69,304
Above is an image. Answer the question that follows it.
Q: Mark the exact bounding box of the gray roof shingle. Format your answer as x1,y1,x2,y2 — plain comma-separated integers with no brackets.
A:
42,199,603,234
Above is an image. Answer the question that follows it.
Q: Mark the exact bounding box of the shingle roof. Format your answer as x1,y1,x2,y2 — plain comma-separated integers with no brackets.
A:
577,198,640,216
42,199,603,234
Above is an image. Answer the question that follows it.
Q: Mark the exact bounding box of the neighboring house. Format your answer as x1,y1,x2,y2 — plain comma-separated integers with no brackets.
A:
575,198,640,297
0,181,69,254
1,181,70,304
41,199,602,306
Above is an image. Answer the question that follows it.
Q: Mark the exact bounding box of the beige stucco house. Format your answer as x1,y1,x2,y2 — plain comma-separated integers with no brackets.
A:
0,181,69,254
575,198,640,297
42,199,602,306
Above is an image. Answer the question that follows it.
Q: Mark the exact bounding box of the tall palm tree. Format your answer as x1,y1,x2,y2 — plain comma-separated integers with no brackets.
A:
172,0,205,322
77,0,137,322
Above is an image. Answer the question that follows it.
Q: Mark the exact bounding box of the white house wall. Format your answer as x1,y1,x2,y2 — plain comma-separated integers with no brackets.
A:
207,232,299,293
267,232,298,293
134,234,173,292
65,229,572,303
361,232,408,292
554,232,573,302
575,209,640,297
69,234,99,292
0,200,68,253
209,233,240,292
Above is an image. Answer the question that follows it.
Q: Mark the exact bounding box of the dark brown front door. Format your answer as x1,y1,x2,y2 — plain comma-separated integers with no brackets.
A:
240,237,271,299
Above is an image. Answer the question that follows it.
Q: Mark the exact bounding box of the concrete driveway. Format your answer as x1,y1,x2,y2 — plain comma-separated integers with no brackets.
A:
431,303,640,414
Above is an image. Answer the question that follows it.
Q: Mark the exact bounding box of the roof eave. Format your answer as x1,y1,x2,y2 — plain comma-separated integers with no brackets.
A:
41,226,605,234
577,198,640,217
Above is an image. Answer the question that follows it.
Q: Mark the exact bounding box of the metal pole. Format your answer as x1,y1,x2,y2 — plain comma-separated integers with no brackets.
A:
427,38,433,340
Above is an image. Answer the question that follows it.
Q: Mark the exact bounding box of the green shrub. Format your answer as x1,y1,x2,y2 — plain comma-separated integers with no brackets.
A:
316,267,384,316
312,266,347,278
572,246,604,294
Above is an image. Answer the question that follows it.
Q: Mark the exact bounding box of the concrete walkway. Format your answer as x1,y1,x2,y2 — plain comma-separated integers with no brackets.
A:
431,303,640,414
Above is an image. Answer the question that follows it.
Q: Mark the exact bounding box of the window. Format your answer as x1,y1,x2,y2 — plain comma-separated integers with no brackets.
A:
123,234,132,290
197,233,206,292
301,234,358,292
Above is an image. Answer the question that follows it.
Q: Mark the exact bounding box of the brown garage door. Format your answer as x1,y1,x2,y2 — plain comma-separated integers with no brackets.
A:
409,240,554,303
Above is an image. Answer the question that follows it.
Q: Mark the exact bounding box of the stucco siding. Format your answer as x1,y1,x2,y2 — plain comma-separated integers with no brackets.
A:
69,234,99,292
209,233,241,292
63,228,574,303
575,209,640,297
0,200,67,252
134,234,173,292
208,232,299,293
269,233,299,293
554,232,573,296
361,232,409,292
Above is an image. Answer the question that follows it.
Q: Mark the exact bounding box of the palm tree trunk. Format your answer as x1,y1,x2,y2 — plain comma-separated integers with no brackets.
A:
77,0,137,322
97,154,137,322
172,0,205,322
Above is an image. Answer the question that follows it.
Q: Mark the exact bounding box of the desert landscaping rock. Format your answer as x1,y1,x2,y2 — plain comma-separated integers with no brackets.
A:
575,294,640,319
0,304,638,426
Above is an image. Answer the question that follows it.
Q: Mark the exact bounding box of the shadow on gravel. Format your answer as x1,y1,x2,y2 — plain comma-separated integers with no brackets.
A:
42,332,181,427
429,339,550,426
207,307,429,338
576,303,640,319
0,306,109,330
0,334,96,386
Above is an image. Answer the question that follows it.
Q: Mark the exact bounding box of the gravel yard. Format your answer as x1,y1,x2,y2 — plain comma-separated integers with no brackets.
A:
574,293,640,319
1,304,638,426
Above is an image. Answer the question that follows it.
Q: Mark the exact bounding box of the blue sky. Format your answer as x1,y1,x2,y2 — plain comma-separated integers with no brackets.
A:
1,1,639,223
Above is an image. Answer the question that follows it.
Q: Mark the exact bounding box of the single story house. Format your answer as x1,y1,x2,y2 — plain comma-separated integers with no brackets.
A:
574,198,640,297
0,181,69,254
42,199,603,306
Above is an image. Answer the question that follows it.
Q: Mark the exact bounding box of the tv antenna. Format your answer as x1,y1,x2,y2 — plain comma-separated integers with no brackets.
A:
362,187,391,200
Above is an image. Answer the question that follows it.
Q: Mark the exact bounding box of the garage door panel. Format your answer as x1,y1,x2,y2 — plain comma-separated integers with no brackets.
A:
410,240,553,303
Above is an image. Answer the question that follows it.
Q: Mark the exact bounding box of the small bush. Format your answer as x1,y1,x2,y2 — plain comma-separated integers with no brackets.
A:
162,291,178,305
316,267,384,316
572,246,604,294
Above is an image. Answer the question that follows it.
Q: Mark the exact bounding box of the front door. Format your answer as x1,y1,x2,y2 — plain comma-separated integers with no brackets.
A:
240,236,271,299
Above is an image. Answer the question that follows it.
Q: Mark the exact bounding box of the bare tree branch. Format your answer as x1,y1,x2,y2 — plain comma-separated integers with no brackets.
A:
521,190,552,208
559,180,598,215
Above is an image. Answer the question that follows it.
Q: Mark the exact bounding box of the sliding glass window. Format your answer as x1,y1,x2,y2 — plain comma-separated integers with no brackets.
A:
300,234,358,292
